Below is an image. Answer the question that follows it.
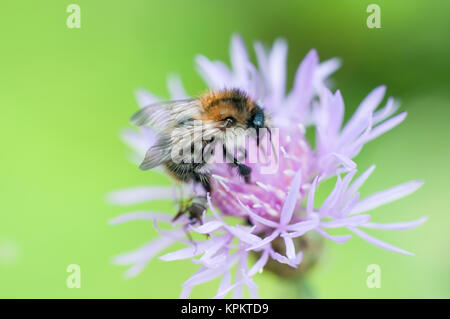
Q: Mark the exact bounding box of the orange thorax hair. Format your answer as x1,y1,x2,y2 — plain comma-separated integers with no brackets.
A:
198,89,257,126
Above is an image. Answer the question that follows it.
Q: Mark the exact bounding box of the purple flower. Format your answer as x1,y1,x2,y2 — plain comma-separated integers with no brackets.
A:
109,35,426,298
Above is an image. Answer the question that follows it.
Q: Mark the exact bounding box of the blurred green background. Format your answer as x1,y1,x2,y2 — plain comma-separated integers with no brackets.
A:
1,0,449,298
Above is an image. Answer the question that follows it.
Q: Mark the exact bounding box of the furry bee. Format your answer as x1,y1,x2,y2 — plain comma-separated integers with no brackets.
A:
130,88,270,223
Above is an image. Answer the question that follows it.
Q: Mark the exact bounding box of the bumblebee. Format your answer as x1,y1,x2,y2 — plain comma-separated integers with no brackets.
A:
130,88,270,223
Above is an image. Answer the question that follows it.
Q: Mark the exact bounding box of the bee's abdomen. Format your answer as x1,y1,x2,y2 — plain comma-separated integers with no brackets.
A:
164,161,196,182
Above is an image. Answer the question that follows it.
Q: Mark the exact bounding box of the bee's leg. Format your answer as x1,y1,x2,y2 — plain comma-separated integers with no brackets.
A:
222,145,252,183
172,197,206,225
232,157,251,183
186,196,207,225
173,204,188,223
182,223,196,245
174,173,209,225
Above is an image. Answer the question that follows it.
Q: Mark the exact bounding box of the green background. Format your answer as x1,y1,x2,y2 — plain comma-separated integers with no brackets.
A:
1,0,449,298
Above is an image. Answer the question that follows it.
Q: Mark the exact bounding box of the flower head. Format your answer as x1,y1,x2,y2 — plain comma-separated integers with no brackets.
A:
109,35,426,298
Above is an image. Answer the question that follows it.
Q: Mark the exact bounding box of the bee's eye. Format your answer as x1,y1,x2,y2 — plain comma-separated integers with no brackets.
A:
224,117,235,128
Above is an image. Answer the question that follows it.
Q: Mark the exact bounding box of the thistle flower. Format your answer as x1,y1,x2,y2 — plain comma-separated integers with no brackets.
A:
108,35,426,298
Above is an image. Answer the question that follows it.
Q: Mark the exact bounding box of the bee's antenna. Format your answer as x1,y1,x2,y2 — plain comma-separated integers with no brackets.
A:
257,127,278,164
268,128,278,163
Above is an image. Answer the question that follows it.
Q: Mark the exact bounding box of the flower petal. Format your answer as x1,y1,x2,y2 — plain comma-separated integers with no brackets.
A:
351,180,424,214
341,85,385,138
320,214,371,228
306,176,319,216
107,186,174,206
362,112,407,144
290,49,318,111
331,153,357,171
361,216,428,231
226,225,261,245
230,34,250,85
213,270,232,299
109,211,173,225
238,199,279,228
373,97,399,124
283,236,296,260
190,221,224,234
248,249,269,277
167,74,188,99
315,228,352,244
134,88,160,108
347,226,413,255
158,240,216,261
286,217,319,234
247,231,280,251
346,165,376,198
280,169,302,225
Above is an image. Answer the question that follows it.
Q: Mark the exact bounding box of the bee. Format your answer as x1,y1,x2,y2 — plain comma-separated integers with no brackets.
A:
130,88,270,223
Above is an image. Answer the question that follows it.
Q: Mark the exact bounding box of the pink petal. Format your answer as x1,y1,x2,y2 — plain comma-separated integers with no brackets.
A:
190,221,223,234
268,39,288,105
238,199,279,228
182,267,225,287
134,88,160,108
331,153,357,171
314,57,341,89
120,128,157,156
107,186,174,206
339,192,360,217
307,176,319,216
230,34,250,84
361,216,428,231
291,49,319,109
244,276,259,299
269,249,302,268
342,85,386,137
346,165,376,197
159,247,200,262
167,74,188,99
331,90,345,133
226,225,261,245
320,175,342,215
315,228,352,244
247,231,280,251
213,271,232,299
109,211,173,225
158,239,216,261
347,226,413,255
113,237,175,278
196,55,231,88
320,214,371,228
286,218,319,234
254,42,269,78
179,285,193,299
351,180,424,214
248,249,269,277
373,97,399,124
200,236,230,262
283,236,296,260
362,112,407,144
280,169,302,225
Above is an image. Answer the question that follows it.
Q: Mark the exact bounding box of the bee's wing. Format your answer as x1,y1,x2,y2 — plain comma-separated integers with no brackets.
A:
130,99,200,132
139,135,173,170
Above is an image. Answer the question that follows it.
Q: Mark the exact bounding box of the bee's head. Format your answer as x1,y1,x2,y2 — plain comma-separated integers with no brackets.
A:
249,108,265,130
248,106,270,147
